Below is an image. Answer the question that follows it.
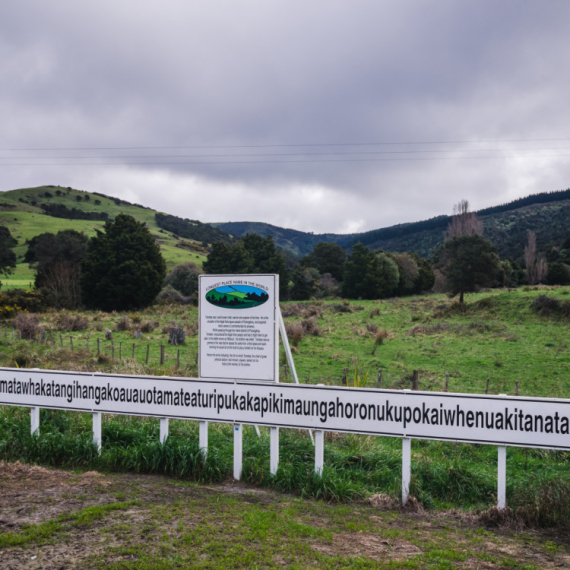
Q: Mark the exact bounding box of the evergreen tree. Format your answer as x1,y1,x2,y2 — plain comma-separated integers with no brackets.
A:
80,214,166,311
0,227,17,284
441,235,499,303
342,243,372,299
290,266,320,300
204,234,289,298
301,242,346,281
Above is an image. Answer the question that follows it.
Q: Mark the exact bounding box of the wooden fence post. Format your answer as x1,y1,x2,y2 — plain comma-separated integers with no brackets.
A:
445,373,449,392
411,370,419,391
146,344,150,364
60,335,63,348
160,345,165,365
176,349,180,369
377,369,382,388
97,338,101,356
70,336,74,352
111,340,115,359
485,378,489,394
119,342,122,360
132,343,135,358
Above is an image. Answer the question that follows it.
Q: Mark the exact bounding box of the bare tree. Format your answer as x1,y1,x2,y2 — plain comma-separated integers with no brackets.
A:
445,199,483,240
524,231,548,284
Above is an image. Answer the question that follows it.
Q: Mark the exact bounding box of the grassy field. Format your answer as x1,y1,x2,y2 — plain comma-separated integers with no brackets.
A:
0,287,569,518
2,287,570,566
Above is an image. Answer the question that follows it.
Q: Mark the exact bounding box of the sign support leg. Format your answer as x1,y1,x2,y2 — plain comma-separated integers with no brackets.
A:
93,412,102,453
278,308,314,445
402,437,411,505
270,427,279,475
160,418,169,444
233,424,243,480
30,407,40,436
314,430,324,475
498,445,506,509
199,421,208,458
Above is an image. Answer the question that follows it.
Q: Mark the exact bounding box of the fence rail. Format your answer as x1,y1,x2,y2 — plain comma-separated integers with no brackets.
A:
2,367,569,508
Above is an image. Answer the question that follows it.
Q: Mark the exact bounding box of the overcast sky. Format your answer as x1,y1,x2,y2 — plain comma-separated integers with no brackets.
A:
1,0,570,234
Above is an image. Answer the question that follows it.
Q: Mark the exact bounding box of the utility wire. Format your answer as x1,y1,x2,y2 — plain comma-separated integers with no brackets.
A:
1,137,570,151
1,146,570,160
1,154,570,166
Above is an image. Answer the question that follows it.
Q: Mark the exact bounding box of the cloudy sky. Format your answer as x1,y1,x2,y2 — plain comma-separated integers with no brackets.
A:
1,1,569,234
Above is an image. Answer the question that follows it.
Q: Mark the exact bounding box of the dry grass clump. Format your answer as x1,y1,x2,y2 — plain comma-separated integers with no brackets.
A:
281,303,323,318
115,316,131,331
366,323,378,334
370,307,380,318
531,295,570,318
285,322,305,347
13,313,44,340
56,314,89,332
140,321,156,333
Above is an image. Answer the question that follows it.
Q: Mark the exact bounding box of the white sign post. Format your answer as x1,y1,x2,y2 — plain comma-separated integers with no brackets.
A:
199,274,279,383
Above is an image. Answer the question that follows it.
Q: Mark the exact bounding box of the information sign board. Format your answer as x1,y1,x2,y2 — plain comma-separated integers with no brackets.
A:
198,274,278,382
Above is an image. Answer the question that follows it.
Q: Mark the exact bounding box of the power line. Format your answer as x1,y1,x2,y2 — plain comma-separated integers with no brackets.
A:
1,137,570,151
1,154,570,166
1,146,570,160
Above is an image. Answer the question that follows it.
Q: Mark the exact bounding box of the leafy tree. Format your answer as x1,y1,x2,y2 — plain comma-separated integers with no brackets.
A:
203,242,254,274
390,252,419,296
0,227,17,284
80,214,166,311
163,261,201,296
342,244,399,299
300,242,346,281
546,262,570,285
342,243,372,299
410,253,435,292
33,230,88,308
204,234,289,298
441,235,499,303
290,266,320,300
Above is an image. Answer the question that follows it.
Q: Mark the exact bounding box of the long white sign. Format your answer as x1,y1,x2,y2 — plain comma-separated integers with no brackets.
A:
199,274,279,382
1,368,570,450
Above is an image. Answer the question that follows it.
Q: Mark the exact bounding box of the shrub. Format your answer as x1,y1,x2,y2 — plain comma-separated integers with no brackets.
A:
116,316,131,331
56,314,89,332
156,285,184,304
13,313,44,340
0,290,47,315
129,312,142,324
163,262,200,297
140,321,155,333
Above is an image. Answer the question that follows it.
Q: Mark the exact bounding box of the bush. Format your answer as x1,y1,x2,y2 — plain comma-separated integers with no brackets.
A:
56,314,89,332
13,313,44,340
115,316,131,331
140,321,155,333
0,290,47,317
163,262,200,297
531,295,562,316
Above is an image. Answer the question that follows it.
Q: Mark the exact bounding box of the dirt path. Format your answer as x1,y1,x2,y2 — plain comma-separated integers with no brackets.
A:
1,461,569,569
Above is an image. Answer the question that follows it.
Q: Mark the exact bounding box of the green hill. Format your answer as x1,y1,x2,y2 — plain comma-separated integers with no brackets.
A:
0,185,231,287
217,188,570,259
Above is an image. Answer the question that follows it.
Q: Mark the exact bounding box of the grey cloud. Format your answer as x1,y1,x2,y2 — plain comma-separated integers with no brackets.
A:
1,0,570,233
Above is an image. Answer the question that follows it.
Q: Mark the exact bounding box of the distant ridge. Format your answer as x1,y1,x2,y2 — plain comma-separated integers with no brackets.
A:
217,188,570,259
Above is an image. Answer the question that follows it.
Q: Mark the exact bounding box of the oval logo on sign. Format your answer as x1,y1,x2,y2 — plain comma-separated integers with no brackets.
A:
205,285,269,309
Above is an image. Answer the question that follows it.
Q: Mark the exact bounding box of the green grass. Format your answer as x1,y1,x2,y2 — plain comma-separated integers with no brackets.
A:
1,288,570,522
0,185,207,274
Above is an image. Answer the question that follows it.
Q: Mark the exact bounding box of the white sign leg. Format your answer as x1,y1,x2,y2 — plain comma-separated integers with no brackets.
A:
402,437,411,505
92,412,102,453
199,421,208,458
160,417,169,444
30,407,40,436
498,445,507,509
270,427,279,475
233,424,243,480
314,430,324,475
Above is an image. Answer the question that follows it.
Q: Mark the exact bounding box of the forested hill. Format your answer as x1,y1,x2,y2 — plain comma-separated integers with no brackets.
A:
217,188,570,260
